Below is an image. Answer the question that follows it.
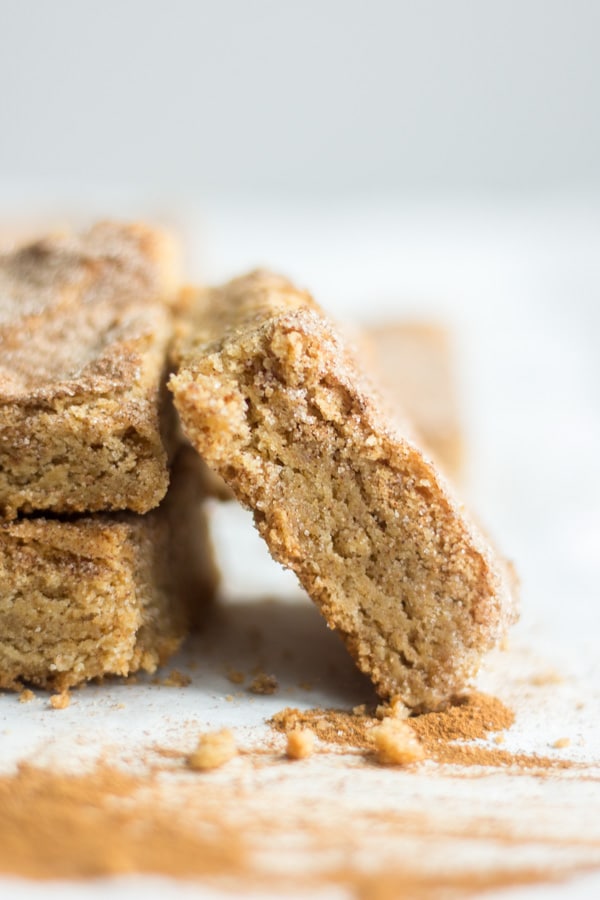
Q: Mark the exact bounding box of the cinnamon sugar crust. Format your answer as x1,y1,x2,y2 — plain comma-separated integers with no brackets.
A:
170,271,517,711
0,222,180,518
0,449,218,691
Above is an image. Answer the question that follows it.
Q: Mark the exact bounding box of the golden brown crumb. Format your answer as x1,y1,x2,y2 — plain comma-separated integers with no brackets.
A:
376,696,409,720
552,738,571,749
494,734,506,745
49,691,70,710
18,689,34,704
286,728,315,760
187,730,237,771
225,694,234,702
248,673,278,695
371,719,425,766
163,670,191,688
352,704,366,716
226,668,245,685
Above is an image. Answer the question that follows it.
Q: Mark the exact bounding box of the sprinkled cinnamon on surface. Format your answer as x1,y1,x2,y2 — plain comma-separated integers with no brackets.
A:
187,729,237,771
270,706,377,750
0,763,245,881
410,692,514,741
270,693,577,771
0,761,596,896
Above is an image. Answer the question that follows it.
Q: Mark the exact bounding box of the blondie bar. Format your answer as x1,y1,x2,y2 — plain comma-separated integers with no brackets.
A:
170,271,517,711
0,449,218,691
0,222,179,518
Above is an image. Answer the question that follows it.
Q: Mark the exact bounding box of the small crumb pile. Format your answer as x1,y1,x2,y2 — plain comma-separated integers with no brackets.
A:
270,706,376,750
269,693,573,772
187,729,237,771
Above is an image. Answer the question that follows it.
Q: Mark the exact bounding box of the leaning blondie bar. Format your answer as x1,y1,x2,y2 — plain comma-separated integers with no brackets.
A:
170,271,517,711
0,222,179,519
0,449,218,691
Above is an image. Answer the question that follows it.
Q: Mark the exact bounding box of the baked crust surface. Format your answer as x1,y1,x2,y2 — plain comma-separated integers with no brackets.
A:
170,270,517,711
0,222,179,518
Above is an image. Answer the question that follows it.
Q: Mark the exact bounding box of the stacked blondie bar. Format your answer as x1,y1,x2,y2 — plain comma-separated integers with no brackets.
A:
0,223,217,690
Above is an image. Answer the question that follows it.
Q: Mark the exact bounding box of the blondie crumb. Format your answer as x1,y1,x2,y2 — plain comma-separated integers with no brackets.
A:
162,670,191,688
376,696,410,720
248,673,278,695
49,691,71,710
18,689,35,704
371,719,425,766
187,729,237,771
286,728,315,760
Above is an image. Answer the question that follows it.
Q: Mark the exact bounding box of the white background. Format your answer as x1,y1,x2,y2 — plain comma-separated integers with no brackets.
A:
1,0,600,199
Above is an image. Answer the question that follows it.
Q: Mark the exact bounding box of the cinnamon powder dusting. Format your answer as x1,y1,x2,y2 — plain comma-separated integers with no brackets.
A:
270,692,576,771
0,762,596,897
0,693,593,894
